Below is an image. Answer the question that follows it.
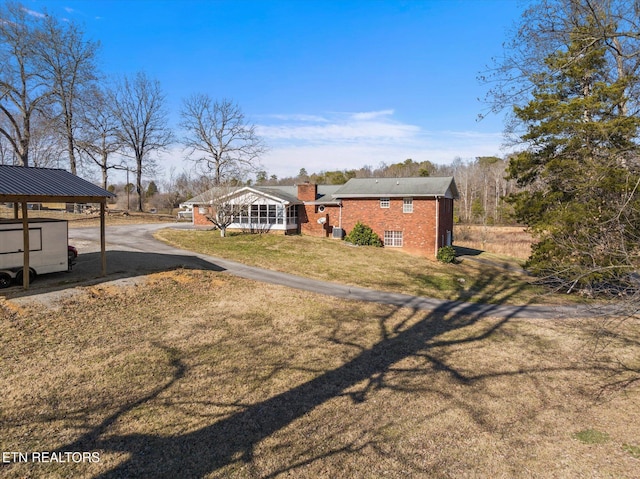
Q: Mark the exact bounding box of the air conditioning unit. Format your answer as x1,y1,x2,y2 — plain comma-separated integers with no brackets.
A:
332,227,344,239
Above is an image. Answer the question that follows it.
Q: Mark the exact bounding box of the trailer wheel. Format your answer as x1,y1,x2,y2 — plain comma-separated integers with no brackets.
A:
0,273,11,289
15,268,36,285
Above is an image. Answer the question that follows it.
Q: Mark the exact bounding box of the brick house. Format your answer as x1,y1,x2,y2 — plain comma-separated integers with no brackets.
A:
184,176,458,257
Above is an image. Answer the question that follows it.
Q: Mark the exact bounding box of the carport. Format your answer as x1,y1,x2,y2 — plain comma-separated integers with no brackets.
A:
0,165,115,289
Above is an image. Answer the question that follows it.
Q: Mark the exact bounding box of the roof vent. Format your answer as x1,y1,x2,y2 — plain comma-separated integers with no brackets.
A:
396,180,399,185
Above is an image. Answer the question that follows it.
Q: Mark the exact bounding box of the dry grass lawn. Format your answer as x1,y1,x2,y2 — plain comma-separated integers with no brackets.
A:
1,270,639,478
156,228,567,306
455,224,533,260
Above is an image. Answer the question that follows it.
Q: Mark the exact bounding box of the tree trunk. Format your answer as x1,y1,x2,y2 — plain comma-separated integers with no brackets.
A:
136,157,144,212
67,134,77,175
102,166,108,190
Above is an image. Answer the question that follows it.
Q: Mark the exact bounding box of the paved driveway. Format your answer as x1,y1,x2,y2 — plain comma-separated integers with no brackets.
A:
2,223,591,319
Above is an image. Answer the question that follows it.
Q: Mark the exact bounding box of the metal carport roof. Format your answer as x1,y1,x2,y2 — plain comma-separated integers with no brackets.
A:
0,165,115,203
0,165,115,288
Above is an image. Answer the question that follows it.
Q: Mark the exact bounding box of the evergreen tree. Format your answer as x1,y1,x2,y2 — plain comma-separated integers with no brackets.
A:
146,180,158,198
506,15,640,292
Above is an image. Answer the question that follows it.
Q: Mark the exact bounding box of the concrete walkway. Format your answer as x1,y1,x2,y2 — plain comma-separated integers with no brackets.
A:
4,223,592,320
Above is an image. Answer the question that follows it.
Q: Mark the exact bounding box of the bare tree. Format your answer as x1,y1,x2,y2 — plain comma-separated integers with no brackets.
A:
161,167,205,210
200,185,259,237
37,13,99,175
0,2,52,166
111,72,173,211
0,117,19,165
28,110,64,168
0,2,98,171
76,86,124,189
482,0,640,134
180,95,266,185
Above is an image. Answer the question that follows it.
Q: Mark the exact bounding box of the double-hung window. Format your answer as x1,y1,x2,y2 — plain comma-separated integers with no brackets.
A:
384,231,403,247
403,198,413,213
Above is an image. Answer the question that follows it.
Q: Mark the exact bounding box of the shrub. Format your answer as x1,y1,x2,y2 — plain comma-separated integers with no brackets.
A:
437,245,457,263
345,222,382,247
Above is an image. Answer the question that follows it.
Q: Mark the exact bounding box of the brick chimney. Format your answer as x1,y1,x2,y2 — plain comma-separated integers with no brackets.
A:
297,182,317,201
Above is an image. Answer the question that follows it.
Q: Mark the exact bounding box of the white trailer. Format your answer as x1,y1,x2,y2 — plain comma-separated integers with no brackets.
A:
0,219,71,288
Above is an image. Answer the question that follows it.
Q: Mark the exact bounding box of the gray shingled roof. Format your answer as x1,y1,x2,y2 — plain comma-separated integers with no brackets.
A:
184,184,343,205
182,186,237,205
260,185,342,203
332,177,458,198
257,186,301,204
183,178,458,205
0,165,114,199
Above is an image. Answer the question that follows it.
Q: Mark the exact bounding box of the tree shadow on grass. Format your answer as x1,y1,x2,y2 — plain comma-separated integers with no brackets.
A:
44,269,587,477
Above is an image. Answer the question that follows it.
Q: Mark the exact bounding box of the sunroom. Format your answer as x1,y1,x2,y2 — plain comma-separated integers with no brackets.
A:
221,188,300,233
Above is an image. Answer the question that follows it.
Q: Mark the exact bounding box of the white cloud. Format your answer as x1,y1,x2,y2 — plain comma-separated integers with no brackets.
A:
258,121,418,142
137,110,508,184
350,109,394,120
255,110,507,177
265,113,330,123
257,110,419,143
262,136,506,178
23,8,46,18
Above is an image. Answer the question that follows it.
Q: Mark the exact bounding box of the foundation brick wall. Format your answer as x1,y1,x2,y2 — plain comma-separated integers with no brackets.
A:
340,198,445,257
298,183,336,237
300,204,339,237
438,198,455,247
192,205,213,227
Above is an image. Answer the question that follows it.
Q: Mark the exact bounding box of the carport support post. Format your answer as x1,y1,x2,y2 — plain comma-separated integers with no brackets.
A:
21,201,30,289
100,200,107,276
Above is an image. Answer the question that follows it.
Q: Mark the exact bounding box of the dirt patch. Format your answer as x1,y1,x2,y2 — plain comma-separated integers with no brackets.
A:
3,275,149,311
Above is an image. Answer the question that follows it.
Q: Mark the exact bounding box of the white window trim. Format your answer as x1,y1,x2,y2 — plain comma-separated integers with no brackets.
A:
384,230,403,247
403,198,413,213
380,198,390,208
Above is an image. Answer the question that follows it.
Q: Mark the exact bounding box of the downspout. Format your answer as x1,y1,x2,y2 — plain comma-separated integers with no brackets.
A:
434,196,440,257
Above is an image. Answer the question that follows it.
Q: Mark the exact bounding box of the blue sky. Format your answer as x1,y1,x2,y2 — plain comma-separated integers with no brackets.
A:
26,0,526,181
